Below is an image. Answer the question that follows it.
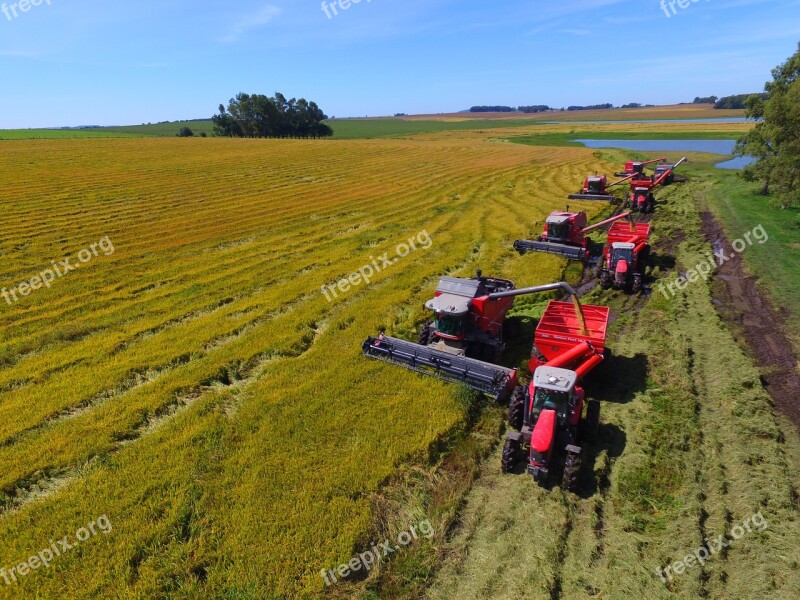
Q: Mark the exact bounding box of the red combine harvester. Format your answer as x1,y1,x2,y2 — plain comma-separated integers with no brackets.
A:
362,276,587,402
597,221,651,293
567,173,634,202
513,211,631,261
614,156,666,178
502,299,610,491
627,157,686,212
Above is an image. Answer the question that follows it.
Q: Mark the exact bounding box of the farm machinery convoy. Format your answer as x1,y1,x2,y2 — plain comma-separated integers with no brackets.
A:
362,275,610,491
361,154,684,491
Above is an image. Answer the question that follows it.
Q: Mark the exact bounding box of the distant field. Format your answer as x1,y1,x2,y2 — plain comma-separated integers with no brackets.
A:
508,129,743,147
0,105,747,141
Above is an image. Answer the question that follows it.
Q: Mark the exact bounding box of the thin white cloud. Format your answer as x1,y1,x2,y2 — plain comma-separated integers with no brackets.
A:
220,5,281,43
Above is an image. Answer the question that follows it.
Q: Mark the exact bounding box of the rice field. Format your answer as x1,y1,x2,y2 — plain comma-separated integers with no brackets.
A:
0,135,611,598
2,116,798,599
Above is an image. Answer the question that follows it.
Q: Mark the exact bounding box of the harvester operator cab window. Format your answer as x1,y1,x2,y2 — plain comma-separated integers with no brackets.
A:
531,387,570,421
435,312,465,337
546,219,569,241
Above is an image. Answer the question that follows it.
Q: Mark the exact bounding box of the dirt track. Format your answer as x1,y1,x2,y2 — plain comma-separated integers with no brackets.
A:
701,211,800,426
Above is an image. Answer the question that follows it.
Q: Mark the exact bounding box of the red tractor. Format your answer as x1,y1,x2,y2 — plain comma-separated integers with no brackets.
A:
513,211,631,261
502,299,610,491
626,157,687,212
363,277,589,402
597,221,651,293
568,174,633,202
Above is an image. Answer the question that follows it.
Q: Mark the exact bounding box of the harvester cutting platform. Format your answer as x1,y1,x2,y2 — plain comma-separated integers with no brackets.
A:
513,211,631,261
502,297,610,491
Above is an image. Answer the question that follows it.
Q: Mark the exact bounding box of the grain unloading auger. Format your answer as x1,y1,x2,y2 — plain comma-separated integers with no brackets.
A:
568,173,635,202
513,211,632,261
362,276,588,402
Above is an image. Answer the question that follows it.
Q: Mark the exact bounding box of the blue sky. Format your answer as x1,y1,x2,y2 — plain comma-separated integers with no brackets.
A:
0,0,798,127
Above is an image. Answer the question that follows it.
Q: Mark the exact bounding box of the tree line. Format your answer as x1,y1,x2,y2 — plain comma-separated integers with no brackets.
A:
212,92,333,138
692,93,769,109
736,43,800,209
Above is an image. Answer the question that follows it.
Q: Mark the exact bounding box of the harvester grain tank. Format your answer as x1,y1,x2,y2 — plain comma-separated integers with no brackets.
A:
502,296,610,491
513,211,631,261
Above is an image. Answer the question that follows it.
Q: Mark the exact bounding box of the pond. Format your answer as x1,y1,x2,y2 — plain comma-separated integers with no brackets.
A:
572,139,755,170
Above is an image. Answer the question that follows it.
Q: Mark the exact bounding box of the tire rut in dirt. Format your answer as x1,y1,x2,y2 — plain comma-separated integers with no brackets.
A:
701,211,800,427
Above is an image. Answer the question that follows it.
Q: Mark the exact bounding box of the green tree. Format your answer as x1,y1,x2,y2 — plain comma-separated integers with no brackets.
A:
177,126,194,137
735,43,800,208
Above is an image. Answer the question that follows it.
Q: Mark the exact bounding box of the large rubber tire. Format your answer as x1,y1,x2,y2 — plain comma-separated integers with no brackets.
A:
417,321,435,346
562,450,581,492
583,399,600,441
632,273,643,294
501,438,521,474
506,386,525,430
599,270,612,289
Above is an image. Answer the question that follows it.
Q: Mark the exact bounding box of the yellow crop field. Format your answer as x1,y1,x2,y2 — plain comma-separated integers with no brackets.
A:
0,136,612,598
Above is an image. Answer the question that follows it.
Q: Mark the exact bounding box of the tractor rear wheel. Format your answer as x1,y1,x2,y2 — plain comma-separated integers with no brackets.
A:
501,438,521,473
562,451,581,492
417,321,435,345
583,399,600,441
507,386,525,430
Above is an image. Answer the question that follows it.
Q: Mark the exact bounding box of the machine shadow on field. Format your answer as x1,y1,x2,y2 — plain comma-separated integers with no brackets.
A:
589,352,648,404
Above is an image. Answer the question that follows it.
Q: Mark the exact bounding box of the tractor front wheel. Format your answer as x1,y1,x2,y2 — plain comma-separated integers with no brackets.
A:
632,273,643,294
599,270,612,289
507,386,525,430
562,451,581,492
501,438,521,474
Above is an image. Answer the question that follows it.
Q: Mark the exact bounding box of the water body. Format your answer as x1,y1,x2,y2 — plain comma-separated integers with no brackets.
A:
572,139,755,170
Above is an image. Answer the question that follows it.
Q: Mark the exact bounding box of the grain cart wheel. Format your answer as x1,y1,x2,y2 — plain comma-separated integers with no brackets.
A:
501,438,521,473
506,386,525,430
583,399,600,441
562,450,581,492
417,321,435,345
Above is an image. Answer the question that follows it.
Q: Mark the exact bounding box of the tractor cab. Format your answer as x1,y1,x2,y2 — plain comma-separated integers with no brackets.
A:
529,366,580,426
609,242,635,269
